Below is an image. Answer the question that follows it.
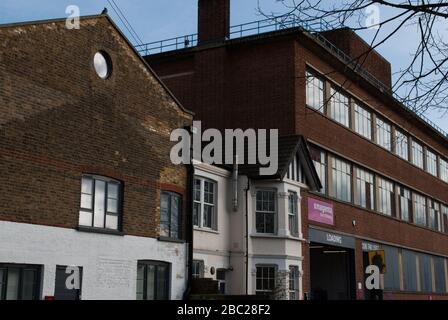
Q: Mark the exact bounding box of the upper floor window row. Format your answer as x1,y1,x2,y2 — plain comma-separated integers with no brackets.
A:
310,145,448,234
305,69,448,185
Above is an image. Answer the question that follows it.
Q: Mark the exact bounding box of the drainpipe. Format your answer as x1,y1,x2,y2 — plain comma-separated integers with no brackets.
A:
183,126,195,300
244,178,251,295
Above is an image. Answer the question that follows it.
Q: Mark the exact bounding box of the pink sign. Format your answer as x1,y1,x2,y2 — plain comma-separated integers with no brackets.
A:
308,198,334,225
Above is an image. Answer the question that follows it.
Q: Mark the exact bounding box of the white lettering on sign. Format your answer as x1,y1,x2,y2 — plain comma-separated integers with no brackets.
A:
326,234,342,244
314,203,332,215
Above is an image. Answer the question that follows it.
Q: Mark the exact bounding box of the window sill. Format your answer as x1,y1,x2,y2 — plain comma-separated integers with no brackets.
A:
194,227,219,234
77,226,124,236
158,236,185,244
251,233,305,241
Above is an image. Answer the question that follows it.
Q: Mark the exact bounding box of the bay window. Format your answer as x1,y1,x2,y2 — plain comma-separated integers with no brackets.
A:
256,265,276,296
256,190,276,234
288,192,298,236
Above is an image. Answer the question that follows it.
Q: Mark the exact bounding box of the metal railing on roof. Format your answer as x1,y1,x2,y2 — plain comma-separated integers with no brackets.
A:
135,15,448,138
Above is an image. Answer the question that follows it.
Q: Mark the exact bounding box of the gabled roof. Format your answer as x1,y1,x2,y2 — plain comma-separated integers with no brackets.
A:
216,135,322,191
0,13,194,117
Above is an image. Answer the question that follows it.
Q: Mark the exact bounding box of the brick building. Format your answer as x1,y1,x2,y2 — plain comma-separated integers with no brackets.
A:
0,14,193,300
145,0,448,300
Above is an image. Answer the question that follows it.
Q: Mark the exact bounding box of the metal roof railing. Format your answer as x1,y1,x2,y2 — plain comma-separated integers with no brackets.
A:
135,15,448,139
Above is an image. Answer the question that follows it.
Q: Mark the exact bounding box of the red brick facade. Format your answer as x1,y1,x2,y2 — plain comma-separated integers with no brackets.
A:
0,16,193,239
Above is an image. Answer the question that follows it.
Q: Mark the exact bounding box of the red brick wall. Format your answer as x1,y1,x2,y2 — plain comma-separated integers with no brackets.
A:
198,0,230,43
0,17,192,238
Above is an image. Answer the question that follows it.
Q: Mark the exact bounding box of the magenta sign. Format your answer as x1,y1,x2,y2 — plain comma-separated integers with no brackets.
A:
308,198,334,225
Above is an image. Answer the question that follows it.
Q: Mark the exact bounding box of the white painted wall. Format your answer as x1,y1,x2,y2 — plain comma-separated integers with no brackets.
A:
0,221,187,300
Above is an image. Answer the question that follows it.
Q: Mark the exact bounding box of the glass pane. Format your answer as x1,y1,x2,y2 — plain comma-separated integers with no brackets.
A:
171,196,180,238
21,270,36,300
108,183,119,199
146,265,155,300
81,177,93,194
105,215,118,230
93,180,106,228
79,210,93,227
80,194,92,210
156,266,168,300
136,265,144,300
6,268,20,300
193,203,200,226
0,269,4,299
107,198,118,214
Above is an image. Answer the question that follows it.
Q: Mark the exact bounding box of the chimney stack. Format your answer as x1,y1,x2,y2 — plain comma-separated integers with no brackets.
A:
198,0,230,44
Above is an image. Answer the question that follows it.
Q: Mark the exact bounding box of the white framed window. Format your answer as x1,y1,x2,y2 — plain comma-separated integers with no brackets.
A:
79,175,121,231
255,265,276,296
288,191,298,236
193,177,217,230
309,146,327,194
425,149,437,176
330,88,350,127
330,156,351,202
289,266,299,300
355,167,374,210
306,71,325,113
377,177,394,216
354,104,372,140
411,140,424,169
395,129,409,160
397,185,411,222
439,158,448,183
413,193,427,226
255,190,276,234
428,200,440,231
376,118,392,151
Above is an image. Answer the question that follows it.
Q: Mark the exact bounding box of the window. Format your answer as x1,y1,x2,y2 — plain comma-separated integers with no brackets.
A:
443,205,448,234
306,71,325,113
94,51,112,79
411,140,424,169
256,190,276,234
375,118,391,151
160,192,182,239
395,130,408,160
217,269,226,294
413,193,427,226
288,192,298,236
397,186,412,222
427,200,440,231
256,265,276,296
355,167,374,210
377,177,394,216
0,264,41,300
418,254,433,293
309,146,326,194
330,88,350,127
193,178,217,230
354,104,372,140
289,266,299,300
425,149,437,176
434,257,446,294
402,250,417,292
192,260,204,279
383,246,400,291
330,157,351,202
440,158,448,183
79,176,121,230
137,261,170,300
